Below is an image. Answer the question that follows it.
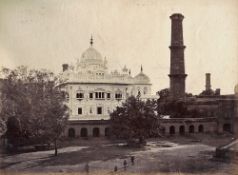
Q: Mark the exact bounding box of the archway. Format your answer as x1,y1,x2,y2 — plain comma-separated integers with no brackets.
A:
198,125,204,133
105,127,110,137
80,128,88,137
68,128,75,138
189,125,194,133
169,126,175,135
93,127,100,137
223,123,231,133
179,125,185,135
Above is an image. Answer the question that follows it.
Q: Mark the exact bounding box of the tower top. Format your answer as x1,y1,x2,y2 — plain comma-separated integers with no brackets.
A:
170,13,184,20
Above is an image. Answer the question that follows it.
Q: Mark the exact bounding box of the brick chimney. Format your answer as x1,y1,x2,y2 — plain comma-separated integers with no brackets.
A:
205,73,211,91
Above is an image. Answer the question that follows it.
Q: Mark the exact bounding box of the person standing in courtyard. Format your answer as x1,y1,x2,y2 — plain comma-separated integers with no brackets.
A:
85,163,89,174
114,166,118,172
131,156,135,165
123,160,127,171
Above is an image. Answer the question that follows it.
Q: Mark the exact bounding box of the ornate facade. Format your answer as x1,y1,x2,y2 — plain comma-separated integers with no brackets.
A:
59,38,155,137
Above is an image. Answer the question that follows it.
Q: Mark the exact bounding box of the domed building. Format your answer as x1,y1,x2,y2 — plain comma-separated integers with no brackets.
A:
59,37,155,138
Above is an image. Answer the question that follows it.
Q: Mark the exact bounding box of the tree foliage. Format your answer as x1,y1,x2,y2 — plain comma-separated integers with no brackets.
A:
0,66,69,154
110,96,159,145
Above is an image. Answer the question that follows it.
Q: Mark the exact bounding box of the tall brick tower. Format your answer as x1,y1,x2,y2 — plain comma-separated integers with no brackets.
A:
169,13,187,99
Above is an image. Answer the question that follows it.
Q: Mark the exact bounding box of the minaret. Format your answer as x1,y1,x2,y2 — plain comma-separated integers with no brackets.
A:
90,35,94,46
168,13,187,99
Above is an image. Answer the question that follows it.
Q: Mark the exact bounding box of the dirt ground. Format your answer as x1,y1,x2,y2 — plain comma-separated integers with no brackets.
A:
0,134,238,175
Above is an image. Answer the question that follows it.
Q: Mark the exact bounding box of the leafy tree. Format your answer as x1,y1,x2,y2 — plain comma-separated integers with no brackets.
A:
157,88,193,118
0,66,69,155
0,118,6,137
156,88,170,100
110,96,159,146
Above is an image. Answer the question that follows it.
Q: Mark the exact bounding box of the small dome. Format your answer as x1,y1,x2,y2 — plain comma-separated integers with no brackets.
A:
81,47,103,62
235,84,238,94
134,72,150,84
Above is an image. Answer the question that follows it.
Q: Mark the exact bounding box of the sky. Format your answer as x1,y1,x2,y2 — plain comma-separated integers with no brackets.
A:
0,0,237,95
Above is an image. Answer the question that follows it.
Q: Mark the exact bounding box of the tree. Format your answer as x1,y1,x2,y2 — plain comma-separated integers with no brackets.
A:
0,66,69,155
110,96,159,146
156,88,170,100
156,88,171,115
157,88,191,118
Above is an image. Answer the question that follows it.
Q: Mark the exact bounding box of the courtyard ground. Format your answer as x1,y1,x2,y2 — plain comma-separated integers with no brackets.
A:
0,134,237,175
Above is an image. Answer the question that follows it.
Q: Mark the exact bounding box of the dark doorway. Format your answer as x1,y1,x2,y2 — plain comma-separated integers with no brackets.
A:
223,123,231,133
189,125,194,133
68,128,75,138
93,127,100,137
198,125,204,133
169,126,175,135
105,127,110,137
179,125,185,135
80,128,88,137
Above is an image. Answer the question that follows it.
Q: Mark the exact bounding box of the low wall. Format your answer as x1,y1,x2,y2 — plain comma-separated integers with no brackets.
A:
64,120,110,137
64,117,220,138
159,117,217,135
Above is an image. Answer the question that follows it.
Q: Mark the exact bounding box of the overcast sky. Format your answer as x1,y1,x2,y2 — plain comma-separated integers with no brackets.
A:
0,0,237,95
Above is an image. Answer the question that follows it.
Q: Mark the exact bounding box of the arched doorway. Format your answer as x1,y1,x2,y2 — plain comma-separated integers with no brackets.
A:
105,127,110,137
93,127,100,137
169,126,175,135
68,128,75,138
198,125,204,133
179,125,185,135
223,123,231,133
189,125,194,133
80,128,88,137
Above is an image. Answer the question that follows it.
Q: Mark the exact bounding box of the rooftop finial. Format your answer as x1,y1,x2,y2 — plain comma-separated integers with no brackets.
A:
90,35,93,46
141,65,143,73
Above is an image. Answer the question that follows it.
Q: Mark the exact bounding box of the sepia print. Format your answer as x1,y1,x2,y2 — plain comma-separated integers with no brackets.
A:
0,0,238,175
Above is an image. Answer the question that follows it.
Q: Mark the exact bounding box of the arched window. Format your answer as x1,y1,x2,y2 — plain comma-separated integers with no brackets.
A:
93,128,100,137
169,126,175,135
179,125,185,135
68,128,76,138
76,89,84,100
198,125,204,133
80,128,88,137
189,125,194,133
115,93,122,100
95,88,106,99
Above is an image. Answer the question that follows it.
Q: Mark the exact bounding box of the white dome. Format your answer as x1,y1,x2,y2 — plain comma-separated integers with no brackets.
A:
134,72,150,84
81,47,103,62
